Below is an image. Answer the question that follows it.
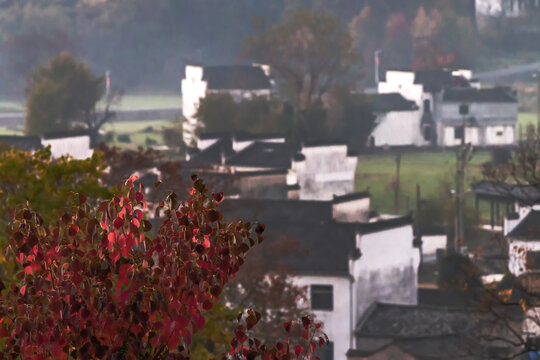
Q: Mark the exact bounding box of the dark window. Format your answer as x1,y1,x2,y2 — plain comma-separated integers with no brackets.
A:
311,285,333,310
316,341,334,360
526,252,540,270
423,99,431,113
454,126,464,140
496,130,503,136
459,104,469,115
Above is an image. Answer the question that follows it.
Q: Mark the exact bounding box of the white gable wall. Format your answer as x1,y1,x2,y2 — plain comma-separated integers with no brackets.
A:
352,225,420,319
378,71,424,107
371,110,425,147
42,135,93,159
293,145,358,200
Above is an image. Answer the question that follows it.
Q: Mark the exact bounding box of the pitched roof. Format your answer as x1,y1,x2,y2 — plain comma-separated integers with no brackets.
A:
0,135,42,151
332,191,370,204
508,209,540,241
188,138,235,166
471,180,540,204
365,93,419,112
203,65,271,90
226,142,300,169
220,199,413,276
414,70,470,92
353,302,518,359
443,87,517,103
42,130,90,140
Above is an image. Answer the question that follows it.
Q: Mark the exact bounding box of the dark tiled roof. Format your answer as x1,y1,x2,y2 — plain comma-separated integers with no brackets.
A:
356,302,475,338
199,131,284,142
188,138,235,166
332,191,370,203
203,65,271,90
226,142,300,169
414,70,470,92
443,87,517,103
471,180,540,204
364,93,419,113
0,135,42,151
220,199,413,276
302,139,348,148
356,215,413,235
42,130,90,140
508,210,540,240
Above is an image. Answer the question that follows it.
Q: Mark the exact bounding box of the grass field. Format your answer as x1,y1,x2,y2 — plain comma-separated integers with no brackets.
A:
100,94,181,111
0,99,23,113
103,119,174,150
355,150,491,215
519,112,537,132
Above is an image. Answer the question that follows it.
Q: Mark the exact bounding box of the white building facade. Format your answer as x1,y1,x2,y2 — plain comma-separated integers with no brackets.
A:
181,64,272,146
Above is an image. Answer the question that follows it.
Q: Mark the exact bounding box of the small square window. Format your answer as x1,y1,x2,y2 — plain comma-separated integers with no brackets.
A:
454,126,464,140
311,285,333,311
496,131,503,136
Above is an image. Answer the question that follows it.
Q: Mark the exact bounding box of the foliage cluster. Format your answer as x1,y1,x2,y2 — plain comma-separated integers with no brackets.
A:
0,174,328,359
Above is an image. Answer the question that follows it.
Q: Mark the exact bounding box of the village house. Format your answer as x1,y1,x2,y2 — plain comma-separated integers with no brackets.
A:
476,0,540,18
220,195,420,360
187,133,358,201
181,64,272,146
375,69,518,148
0,130,93,159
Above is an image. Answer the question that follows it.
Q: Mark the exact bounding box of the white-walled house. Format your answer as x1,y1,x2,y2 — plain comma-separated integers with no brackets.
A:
376,69,518,148
41,130,93,159
0,131,93,159
181,64,272,146
476,0,540,18
437,87,518,147
221,198,420,360
188,136,358,201
506,205,540,276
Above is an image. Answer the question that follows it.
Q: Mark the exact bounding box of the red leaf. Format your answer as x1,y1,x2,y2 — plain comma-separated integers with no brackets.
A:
69,224,79,237
135,191,144,202
19,285,26,296
294,345,304,356
284,321,292,333
119,264,130,285
113,217,124,229
131,218,140,228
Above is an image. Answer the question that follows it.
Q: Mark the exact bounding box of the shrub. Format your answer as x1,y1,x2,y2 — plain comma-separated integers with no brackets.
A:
117,133,131,143
0,175,327,359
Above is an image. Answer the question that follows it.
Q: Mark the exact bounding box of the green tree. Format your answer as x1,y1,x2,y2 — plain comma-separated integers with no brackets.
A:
244,10,360,111
196,94,291,136
25,52,114,146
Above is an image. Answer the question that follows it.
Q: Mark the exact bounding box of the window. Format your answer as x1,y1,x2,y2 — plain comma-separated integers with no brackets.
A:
315,341,334,360
310,285,333,311
526,252,540,270
454,126,464,140
496,130,504,136
423,99,431,113
459,104,469,115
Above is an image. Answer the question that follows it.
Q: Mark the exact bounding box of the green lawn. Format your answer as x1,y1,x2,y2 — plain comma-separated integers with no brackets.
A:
0,99,24,113
519,112,537,133
104,119,176,150
355,150,491,215
101,94,181,111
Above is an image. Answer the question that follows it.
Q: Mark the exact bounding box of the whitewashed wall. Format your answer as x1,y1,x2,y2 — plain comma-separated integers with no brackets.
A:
293,275,352,360
378,71,424,106
421,235,447,257
292,145,358,200
352,225,420,319
371,110,425,147
332,198,371,223
508,239,540,276
42,135,93,159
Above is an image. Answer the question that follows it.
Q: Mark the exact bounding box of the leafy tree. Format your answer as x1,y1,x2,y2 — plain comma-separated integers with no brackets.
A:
196,94,291,136
0,175,328,359
244,10,360,111
0,147,110,236
25,52,114,146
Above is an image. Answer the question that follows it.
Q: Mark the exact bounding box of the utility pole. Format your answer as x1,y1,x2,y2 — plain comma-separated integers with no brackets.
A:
537,69,540,130
455,104,469,252
374,49,382,86
394,152,401,212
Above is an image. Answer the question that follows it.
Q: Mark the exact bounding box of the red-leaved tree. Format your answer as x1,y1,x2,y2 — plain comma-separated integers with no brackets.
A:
0,175,327,359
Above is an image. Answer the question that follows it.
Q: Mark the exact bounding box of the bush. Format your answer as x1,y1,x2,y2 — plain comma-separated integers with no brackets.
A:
0,175,328,359
103,131,114,143
145,136,158,146
117,133,131,143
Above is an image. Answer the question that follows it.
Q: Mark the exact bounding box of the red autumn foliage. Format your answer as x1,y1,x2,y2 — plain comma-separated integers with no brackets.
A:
0,175,327,359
